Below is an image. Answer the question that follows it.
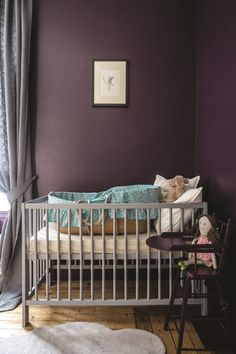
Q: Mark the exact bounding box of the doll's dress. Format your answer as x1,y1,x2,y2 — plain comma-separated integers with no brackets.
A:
193,235,213,267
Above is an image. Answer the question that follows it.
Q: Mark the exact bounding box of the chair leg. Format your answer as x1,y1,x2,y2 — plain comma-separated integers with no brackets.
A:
216,278,233,346
216,277,227,309
176,277,191,354
164,268,181,330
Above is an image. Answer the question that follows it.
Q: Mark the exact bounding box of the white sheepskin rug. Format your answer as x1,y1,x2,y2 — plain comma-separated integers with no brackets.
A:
0,321,165,354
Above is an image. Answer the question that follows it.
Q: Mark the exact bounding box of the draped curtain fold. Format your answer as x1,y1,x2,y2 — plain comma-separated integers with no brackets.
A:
0,0,33,311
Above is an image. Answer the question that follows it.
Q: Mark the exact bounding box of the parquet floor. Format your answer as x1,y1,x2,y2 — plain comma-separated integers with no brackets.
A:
0,281,228,353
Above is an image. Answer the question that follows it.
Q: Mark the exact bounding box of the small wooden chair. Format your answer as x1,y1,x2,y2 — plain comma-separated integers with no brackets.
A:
163,217,232,354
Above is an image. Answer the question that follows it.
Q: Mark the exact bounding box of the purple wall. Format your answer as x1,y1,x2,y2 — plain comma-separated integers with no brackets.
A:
196,0,236,330
30,0,196,196
27,0,236,339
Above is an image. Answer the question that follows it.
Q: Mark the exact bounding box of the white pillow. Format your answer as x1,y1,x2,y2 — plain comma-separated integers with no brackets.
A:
154,175,200,189
154,187,203,234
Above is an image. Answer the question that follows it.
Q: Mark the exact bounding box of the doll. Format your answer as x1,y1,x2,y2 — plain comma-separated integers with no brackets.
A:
178,215,219,271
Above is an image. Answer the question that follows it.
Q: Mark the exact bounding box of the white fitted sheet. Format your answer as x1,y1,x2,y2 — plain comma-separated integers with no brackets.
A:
29,224,159,256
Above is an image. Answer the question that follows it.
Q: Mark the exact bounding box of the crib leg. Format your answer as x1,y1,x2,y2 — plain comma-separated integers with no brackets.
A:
22,262,29,327
22,208,29,328
22,303,29,328
22,267,29,327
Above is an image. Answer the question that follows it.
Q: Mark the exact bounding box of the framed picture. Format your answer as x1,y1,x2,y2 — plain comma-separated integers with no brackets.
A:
92,59,128,106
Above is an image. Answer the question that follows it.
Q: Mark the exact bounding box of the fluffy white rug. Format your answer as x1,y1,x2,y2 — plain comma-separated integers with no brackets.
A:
0,322,165,354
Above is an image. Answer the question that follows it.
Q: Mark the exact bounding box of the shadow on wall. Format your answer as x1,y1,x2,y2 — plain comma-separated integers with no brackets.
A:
202,179,235,221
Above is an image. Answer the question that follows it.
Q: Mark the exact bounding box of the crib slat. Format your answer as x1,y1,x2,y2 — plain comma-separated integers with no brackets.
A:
57,210,60,300
169,208,173,232
158,250,161,299
147,208,150,300
39,260,42,284
192,208,195,227
90,209,94,300
39,208,42,229
37,209,40,234
68,210,72,300
33,209,38,301
42,259,45,276
46,209,49,301
158,208,162,233
191,278,195,295
41,208,44,228
181,208,184,232
113,209,116,300
124,209,127,301
29,208,32,240
135,208,139,300
169,251,172,298
79,209,83,300
102,209,105,301
29,259,32,293
40,259,42,280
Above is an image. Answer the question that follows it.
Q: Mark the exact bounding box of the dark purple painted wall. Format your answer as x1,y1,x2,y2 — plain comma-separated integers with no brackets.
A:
196,0,236,331
30,0,196,196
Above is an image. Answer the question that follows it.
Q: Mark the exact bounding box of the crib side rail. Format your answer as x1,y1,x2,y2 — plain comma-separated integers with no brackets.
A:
24,201,207,210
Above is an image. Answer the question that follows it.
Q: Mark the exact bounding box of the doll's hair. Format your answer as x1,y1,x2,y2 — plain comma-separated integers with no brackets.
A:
194,214,220,243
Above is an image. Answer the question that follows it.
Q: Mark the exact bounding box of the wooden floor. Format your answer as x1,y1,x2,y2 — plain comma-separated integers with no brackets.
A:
0,281,227,353
0,305,210,353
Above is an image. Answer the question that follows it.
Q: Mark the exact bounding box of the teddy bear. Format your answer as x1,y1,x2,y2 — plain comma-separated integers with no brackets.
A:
161,175,189,203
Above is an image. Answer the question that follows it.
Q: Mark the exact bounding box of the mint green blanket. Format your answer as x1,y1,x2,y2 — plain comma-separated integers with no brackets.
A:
48,185,160,229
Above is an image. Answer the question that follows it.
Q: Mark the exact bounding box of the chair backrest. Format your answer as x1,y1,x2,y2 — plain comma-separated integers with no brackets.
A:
215,218,231,273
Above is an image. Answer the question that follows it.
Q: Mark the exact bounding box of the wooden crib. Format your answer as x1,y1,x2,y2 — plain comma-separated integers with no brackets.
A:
21,196,208,327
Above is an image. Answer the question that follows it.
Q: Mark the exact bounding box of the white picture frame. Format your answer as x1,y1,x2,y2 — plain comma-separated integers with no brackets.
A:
92,60,128,106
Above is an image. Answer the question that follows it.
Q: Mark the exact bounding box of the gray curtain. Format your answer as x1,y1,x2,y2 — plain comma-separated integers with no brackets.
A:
0,0,34,311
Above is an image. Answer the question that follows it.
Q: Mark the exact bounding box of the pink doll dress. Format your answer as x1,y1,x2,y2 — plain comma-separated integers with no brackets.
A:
194,236,213,267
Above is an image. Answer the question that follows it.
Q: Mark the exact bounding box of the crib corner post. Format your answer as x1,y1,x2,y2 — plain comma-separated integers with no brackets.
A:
22,301,29,328
22,202,29,328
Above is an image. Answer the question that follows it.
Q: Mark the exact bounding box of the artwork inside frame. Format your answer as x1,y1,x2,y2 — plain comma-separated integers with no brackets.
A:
92,60,128,106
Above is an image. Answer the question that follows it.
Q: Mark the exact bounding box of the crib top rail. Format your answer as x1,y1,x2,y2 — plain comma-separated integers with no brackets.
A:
23,197,207,211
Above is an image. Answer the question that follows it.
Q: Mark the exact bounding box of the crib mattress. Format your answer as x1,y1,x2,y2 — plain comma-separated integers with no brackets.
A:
29,224,159,256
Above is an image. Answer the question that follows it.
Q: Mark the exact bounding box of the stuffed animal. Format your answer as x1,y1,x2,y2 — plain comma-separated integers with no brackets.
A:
161,175,189,203
178,214,219,271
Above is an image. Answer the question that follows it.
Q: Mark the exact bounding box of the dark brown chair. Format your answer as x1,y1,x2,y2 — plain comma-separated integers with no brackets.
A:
163,217,232,354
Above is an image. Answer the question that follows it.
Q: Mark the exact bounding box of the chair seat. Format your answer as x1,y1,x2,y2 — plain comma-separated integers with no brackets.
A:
186,265,218,279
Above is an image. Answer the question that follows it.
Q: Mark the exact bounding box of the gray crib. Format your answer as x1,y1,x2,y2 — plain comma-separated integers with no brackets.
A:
21,197,208,327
